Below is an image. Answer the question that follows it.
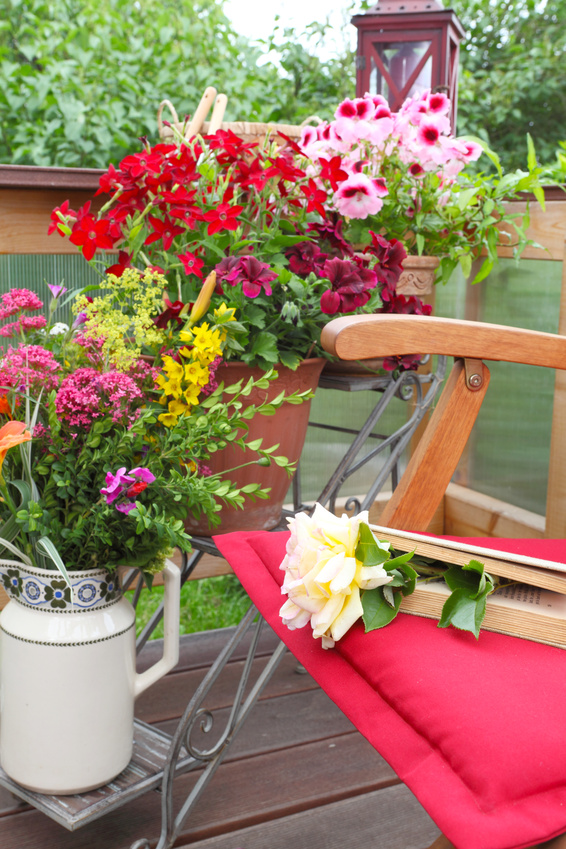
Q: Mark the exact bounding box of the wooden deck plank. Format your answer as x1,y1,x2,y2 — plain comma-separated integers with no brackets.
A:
135,649,317,724
0,734,396,848
0,628,440,849
135,623,282,674
155,687,359,762
177,785,441,849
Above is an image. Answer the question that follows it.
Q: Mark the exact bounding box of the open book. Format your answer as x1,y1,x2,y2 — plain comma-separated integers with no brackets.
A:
368,525,566,647
400,580,566,648
370,524,566,595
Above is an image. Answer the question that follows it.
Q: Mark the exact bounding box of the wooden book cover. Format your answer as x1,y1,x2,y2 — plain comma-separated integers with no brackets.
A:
370,524,566,595
400,580,566,648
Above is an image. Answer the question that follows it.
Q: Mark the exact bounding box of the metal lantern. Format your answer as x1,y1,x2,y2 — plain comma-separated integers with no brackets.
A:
352,0,465,128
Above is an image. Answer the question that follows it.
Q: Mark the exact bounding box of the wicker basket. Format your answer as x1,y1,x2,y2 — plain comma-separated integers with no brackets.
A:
157,97,306,147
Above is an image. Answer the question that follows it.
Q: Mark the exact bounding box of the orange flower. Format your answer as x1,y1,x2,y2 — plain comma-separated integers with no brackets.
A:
0,421,32,472
0,396,11,417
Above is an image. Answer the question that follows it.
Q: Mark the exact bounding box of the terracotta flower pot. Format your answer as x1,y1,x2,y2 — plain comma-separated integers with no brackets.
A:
186,358,325,535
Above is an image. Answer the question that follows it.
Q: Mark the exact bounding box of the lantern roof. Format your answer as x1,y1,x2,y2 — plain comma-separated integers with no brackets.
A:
365,0,444,11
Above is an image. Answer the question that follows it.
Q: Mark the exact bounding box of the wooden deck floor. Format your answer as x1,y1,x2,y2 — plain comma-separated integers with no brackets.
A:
0,623,442,849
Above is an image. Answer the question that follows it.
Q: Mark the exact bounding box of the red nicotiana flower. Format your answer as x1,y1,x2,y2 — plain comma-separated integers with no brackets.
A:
318,156,348,191
69,214,115,261
144,215,185,250
234,156,278,191
300,179,327,218
96,163,123,196
120,149,166,180
179,251,204,278
202,198,244,236
205,129,258,165
105,251,133,277
154,297,187,329
48,200,77,236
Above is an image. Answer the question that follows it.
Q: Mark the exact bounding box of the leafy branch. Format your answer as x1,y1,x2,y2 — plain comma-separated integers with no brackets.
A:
357,522,497,639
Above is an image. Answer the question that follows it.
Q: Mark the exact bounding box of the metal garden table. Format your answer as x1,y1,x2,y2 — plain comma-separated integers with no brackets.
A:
0,358,446,848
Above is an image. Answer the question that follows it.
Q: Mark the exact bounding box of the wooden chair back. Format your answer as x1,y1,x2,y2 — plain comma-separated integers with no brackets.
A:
321,314,566,533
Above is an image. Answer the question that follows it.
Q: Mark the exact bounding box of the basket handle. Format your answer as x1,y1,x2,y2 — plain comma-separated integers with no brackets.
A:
157,99,179,139
186,86,217,138
208,93,228,134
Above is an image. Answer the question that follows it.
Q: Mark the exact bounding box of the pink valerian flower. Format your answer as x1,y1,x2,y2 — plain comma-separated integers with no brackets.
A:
55,368,145,431
0,345,61,393
320,258,378,315
0,315,47,337
334,174,387,220
0,289,44,320
199,355,222,398
100,466,156,514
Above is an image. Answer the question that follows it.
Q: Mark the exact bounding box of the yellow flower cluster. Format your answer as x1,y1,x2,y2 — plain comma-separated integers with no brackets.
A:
156,319,227,427
74,268,168,370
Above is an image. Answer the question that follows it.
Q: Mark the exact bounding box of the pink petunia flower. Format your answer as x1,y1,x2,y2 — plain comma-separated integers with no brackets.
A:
334,174,386,220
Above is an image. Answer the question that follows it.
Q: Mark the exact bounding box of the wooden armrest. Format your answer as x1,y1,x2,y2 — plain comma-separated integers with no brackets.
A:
321,315,566,371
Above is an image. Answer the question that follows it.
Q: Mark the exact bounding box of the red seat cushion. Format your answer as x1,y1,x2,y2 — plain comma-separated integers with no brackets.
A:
214,530,566,849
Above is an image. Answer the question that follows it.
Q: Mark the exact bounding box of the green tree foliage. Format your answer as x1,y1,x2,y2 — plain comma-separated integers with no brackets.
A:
0,0,357,168
451,0,566,170
0,0,282,167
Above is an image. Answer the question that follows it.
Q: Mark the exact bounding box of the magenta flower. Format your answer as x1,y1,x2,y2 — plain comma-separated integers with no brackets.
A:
0,344,61,393
285,242,328,278
55,368,145,430
223,256,278,298
368,232,407,286
101,467,131,504
0,315,47,337
0,288,44,320
47,284,68,299
101,467,156,512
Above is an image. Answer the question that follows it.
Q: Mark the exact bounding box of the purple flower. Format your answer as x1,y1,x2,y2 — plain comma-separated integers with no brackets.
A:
101,467,131,504
115,502,137,514
101,467,156,512
47,283,68,299
129,467,156,484
231,256,278,298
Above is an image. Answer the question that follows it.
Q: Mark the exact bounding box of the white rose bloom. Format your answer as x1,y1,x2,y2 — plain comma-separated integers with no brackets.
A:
279,503,392,649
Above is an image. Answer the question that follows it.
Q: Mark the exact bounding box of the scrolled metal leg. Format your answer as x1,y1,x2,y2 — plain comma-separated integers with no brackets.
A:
132,605,288,849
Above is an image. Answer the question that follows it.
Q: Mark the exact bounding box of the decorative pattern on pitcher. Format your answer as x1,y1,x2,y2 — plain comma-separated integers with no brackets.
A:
0,563,121,612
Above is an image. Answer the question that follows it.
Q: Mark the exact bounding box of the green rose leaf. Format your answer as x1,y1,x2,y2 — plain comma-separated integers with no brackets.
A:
438,588,489,639
355,522,390,566
362,585,403,631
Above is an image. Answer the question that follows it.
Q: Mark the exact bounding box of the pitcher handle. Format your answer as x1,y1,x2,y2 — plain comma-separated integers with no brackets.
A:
134,559,181,699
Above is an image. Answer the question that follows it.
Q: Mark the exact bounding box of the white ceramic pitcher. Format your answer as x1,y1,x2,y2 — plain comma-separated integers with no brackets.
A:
0,558,180,794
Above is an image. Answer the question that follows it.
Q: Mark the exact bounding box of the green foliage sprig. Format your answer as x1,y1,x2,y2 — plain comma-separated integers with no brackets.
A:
357,523,497,639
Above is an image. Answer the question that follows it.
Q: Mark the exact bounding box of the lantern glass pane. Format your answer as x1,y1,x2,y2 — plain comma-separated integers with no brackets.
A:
371,41,432,103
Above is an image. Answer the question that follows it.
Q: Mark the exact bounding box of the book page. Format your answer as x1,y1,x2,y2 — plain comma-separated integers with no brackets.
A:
370,524,566,575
